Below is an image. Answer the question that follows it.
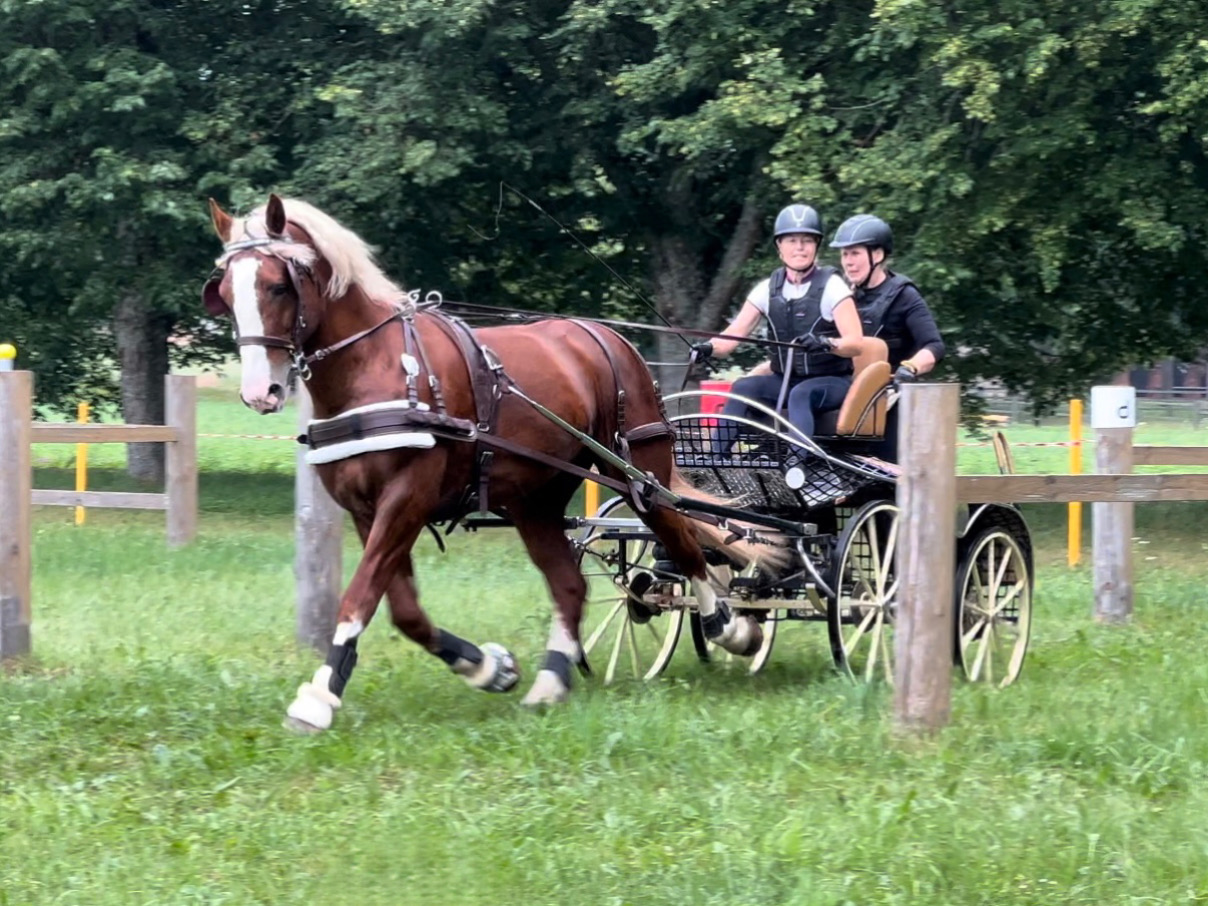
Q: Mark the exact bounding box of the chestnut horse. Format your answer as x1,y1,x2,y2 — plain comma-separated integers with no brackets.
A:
203,194,767,732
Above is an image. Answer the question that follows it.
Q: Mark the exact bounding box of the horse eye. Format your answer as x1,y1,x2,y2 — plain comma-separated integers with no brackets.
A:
268,283,290,297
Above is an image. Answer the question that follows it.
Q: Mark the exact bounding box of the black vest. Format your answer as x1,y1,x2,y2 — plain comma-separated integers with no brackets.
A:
766,266,850,377
856,272,915,361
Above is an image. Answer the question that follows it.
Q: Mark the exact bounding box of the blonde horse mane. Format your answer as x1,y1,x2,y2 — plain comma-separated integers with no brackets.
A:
230,198,408,308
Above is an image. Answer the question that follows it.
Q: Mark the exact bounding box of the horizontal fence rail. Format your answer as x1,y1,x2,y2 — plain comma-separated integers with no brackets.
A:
31,424,180,444
957,473,1208,503
32,490,169,509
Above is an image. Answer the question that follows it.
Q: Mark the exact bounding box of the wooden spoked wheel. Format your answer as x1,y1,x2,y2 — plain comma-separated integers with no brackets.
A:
828,500,900,684
577,497,684,683
688,561,778,674
955,527,1033,687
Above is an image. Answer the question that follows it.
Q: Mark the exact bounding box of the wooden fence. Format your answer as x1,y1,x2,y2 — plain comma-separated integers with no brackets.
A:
897,383,1208,733
10,369,1199,731
0,372,198,659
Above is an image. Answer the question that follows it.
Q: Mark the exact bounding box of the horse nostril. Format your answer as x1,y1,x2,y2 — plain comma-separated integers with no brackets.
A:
267,383,283,400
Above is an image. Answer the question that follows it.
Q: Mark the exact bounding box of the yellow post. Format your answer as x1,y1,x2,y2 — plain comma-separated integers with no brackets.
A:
585,467,600,517
75,401,89,525
0,342,15,372
1068,398,1083,566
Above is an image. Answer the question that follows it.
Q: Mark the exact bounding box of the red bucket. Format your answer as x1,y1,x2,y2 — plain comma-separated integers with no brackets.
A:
700,379,732,427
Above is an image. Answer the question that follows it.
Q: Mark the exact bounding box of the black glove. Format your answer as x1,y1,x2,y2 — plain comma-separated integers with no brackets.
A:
894,362,919,383
690,341,714,360
793,334,832,354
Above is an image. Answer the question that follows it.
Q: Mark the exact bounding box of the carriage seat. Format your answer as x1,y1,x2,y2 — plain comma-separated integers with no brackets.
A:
812,337,891,438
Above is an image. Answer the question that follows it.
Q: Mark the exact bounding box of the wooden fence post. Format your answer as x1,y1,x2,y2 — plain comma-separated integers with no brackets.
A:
894,382,959,734
295,385,343,654
1091,385,1136,623
165,375,198,547
0,371,33,659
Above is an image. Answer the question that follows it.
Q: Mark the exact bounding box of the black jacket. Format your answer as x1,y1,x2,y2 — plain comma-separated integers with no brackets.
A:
855,272,945,369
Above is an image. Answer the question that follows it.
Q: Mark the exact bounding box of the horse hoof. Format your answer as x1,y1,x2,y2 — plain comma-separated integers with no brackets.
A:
479,642,520,693
738,619,764,657
521,669,570,706
284,680,339,731
282,715,325,735
714,615,763,657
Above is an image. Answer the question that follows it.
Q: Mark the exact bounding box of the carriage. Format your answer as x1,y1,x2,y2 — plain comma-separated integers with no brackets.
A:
569,338,1035,689
205,193,1035,732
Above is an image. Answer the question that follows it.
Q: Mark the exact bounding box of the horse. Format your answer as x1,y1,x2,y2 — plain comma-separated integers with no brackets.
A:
202,194,773,732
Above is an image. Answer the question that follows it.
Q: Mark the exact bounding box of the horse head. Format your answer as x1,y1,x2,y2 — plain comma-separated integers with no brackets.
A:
204,194,326,413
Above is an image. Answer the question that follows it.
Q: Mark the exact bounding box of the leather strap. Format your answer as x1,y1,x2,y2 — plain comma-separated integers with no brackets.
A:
424,312,501,432
302,407,476,449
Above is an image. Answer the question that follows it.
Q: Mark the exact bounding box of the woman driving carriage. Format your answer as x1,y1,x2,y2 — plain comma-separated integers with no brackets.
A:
694,204,863,450
829,214,946,460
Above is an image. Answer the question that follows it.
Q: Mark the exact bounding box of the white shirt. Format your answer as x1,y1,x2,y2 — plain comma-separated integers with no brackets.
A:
747,271,852,322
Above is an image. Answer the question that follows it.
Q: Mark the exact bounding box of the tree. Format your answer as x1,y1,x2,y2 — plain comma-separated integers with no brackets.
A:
314,0,1208,405
296,0,873,383
772,0,1208,406
0,0,377,478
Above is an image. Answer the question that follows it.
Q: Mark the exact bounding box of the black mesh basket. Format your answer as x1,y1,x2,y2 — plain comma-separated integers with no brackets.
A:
673,415,891,513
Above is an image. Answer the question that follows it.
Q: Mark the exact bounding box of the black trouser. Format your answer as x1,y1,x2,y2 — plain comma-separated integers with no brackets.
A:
713,372,850,453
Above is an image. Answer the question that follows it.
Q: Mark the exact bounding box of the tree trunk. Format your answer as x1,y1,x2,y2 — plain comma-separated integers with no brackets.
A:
648,195,763,392
113,291,171,483
651,234,704,391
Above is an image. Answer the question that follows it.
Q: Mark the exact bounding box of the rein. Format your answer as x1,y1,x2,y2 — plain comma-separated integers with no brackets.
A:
440,299,809,356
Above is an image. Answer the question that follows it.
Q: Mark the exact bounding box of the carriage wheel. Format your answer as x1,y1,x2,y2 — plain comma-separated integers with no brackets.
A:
577,497,684,684
828,500,900,684
955,527,1033,687
687,560,777,674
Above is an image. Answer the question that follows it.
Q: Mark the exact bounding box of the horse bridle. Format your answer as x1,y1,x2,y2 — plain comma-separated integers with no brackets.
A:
202,236,404,382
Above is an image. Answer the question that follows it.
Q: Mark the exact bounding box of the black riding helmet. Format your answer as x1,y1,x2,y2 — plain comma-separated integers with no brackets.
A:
829,214,893,255
773,204,824,239
830,214,893,289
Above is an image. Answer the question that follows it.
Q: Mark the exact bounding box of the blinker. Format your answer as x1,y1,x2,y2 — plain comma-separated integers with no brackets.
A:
202,269,229,317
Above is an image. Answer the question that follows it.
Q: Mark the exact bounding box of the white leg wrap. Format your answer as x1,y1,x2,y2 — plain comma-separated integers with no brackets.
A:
692,576,719,617
463,649,500,689
521,618,577,705
522,670,570,706
461,643,520,693
691,576,760,655
285,665,343,732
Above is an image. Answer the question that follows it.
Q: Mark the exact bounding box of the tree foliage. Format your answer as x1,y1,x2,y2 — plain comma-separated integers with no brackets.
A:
0,0,374,419
3,0,1208,415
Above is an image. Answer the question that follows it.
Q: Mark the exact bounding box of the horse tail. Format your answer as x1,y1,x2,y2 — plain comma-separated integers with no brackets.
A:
669,470,792,574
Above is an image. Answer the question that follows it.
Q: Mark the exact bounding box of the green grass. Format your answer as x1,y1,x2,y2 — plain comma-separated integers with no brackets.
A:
6,380,1208,904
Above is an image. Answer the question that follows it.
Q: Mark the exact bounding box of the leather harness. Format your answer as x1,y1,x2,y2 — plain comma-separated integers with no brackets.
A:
297,309,675,515
203,234,675,518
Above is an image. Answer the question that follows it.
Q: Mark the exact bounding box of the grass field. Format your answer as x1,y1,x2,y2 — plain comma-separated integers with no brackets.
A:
5,377,1208,904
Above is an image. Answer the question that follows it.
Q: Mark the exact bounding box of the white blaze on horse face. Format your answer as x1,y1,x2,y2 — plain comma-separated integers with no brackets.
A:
231,257,290,413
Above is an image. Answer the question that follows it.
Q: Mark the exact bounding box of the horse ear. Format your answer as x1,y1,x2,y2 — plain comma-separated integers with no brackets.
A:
265,194,288,237
208,198,233,241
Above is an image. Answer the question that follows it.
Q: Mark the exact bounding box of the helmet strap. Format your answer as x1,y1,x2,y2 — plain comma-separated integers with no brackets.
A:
852,248,874,290
857,248,887,290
